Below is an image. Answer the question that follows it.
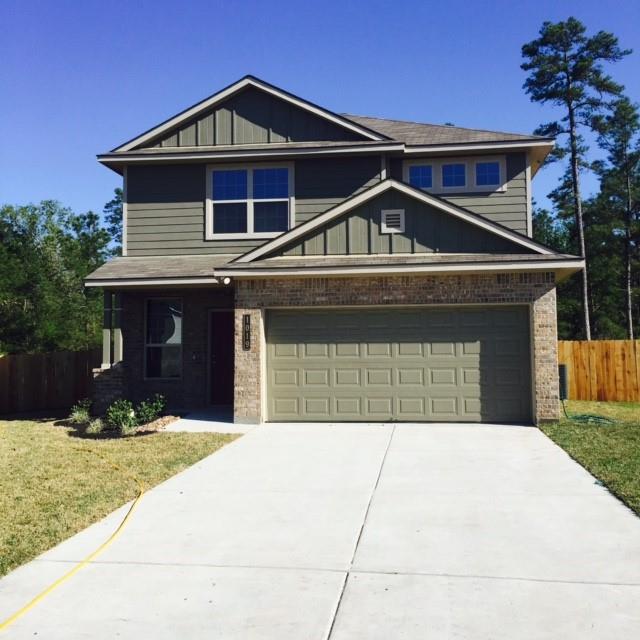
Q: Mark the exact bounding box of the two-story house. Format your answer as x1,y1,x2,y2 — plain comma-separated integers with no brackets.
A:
86,76,583,425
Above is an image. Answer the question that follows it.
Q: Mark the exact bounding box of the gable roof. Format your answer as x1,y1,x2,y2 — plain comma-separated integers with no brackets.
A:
343,114,549,146
112,76,387,152
233,179,555,264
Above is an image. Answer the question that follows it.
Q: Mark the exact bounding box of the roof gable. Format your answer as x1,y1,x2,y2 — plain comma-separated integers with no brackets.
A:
234,179,554,263
271,190,531,258
114,76,385,152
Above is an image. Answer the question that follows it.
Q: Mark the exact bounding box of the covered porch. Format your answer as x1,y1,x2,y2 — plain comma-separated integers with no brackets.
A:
85,255,237,417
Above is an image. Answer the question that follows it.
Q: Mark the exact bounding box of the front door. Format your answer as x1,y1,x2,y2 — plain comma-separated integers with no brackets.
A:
209,310,235,405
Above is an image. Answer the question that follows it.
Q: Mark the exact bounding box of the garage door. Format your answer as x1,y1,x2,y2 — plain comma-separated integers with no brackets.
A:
266,306,532,423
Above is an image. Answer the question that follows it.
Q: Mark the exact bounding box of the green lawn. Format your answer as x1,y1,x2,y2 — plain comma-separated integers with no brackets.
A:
541,400,640,516
0,419,238,576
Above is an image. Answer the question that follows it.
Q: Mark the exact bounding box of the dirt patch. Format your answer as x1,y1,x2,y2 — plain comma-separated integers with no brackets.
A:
136,415,180,433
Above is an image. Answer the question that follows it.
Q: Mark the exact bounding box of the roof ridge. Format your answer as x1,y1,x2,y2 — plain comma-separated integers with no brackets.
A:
342,113,548,141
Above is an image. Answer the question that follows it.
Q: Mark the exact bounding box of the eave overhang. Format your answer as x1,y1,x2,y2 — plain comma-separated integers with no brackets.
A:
215,258,585,281
97,142,405,174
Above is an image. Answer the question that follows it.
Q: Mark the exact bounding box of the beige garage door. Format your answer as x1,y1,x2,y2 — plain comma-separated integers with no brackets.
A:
266,306,532,423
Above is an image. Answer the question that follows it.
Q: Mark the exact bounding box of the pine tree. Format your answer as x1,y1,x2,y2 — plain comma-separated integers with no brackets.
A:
521,17,630,339
592,97,640,339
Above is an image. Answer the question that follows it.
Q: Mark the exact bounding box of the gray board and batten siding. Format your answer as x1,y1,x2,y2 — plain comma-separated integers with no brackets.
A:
390,152,529,234
271,190,532,258
125,157,383,256
137,87,364,149
125,152,530,257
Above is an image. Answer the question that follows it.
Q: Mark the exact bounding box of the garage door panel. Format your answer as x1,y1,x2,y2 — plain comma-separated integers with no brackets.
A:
303,369,330,386
304,343,329,358
398,342,424,357
273,369,299,386
398,368,424,385
335,343,360,357
267,307,531,423
335,368,361,386
367,397,393,415
365,343,393,357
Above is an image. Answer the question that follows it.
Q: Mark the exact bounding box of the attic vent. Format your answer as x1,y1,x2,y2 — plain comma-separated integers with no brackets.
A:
380,209,405,234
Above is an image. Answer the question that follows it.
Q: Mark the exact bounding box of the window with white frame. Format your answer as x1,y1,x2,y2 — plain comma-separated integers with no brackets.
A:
404,156,506,193
145,299,182,378
207,164,293,237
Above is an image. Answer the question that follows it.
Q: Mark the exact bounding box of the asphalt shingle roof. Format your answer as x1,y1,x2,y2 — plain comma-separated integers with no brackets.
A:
343,114,547,146
85,255,234,281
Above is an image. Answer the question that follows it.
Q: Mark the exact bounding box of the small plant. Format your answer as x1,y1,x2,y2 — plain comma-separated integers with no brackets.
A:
85,418,104,435
105,399,137,436
135,394,166,426
69,398,92,425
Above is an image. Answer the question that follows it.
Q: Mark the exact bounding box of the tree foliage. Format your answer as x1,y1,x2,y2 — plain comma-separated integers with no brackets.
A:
0,201,110,353
104,187,123,256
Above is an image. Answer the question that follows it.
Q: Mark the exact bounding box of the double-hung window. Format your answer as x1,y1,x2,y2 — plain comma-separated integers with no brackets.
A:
145,299,182,379
207,164,293,238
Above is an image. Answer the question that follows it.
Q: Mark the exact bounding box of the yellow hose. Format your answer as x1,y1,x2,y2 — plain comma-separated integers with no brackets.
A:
0,448,145,633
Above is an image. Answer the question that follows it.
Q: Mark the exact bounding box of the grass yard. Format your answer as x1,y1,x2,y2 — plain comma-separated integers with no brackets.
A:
0,419,238,576
541,400,640,516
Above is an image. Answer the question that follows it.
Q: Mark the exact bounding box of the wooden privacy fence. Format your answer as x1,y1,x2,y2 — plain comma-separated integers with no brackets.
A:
557,340,640,402
0,348,102,415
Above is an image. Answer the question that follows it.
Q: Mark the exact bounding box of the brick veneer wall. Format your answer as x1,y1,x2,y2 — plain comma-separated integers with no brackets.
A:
92,363,126,415
234,272,560,425
100,288,233,411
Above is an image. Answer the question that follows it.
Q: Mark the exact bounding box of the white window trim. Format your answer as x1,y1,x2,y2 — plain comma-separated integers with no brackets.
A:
403,155,507,194
144,297,183,381
205,161,295,240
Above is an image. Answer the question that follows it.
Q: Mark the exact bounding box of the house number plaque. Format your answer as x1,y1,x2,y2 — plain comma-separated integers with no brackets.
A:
242,314,251,351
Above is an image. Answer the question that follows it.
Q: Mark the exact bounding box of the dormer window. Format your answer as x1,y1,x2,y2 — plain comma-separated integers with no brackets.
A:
206,163,294,239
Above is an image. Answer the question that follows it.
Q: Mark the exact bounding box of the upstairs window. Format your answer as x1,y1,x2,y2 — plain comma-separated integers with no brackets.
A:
476,161,501,186
408,165,433,189
207,164,293,238
442,163,466,188
404,156,506,194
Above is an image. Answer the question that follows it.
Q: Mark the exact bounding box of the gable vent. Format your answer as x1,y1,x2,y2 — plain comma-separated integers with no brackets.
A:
380,209,405,234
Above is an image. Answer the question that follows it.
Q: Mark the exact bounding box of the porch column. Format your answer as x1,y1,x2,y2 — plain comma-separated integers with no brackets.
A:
101,291,113,368
113,292,123,364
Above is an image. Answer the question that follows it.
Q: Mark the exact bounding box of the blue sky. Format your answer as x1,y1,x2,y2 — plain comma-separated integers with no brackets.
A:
2,0,639,217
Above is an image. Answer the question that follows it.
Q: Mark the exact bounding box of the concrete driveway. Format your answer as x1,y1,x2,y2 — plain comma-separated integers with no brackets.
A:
1,423,640,638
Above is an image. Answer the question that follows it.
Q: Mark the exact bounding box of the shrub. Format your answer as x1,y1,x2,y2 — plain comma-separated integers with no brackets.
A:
69,398,92,425
85,418,104,435
105,399,137,436
135,394,166,426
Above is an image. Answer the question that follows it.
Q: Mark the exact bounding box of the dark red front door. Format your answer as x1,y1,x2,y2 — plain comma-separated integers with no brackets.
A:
209,310,234,405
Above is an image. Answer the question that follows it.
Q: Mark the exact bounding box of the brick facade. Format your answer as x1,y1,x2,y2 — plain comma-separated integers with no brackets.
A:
92,273,560,424
92,364,126,415
234,272,560,424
